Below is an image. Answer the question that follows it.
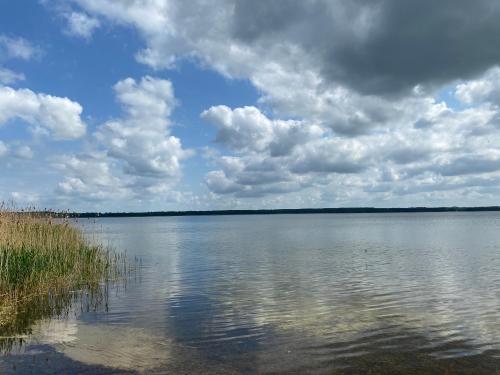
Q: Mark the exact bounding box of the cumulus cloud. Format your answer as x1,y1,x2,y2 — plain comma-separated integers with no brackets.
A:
0,141,7,157
95,76,191,178
65,12,100,39
10,191,39,205
54,153,130,201
0,85,86,139
201,105,323,155
437,155,500,177
199,96,500,201
0,34,37,86
14,145,34,159
455,67,500,105
201,106,371,197
0,68,25,84
289,139,368,175
0,35,39,60
55,76,192,205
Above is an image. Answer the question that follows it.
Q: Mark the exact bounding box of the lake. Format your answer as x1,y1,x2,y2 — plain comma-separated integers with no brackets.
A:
2,212,500,374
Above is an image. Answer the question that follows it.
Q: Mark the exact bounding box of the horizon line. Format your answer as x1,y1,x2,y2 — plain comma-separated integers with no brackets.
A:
39,205,500,218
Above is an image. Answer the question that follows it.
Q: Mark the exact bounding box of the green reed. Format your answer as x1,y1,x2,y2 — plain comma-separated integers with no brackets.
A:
0,206,125,332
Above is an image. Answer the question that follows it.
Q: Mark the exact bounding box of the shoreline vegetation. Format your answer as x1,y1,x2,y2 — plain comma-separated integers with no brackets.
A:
43,206,500,218
0,207,125,348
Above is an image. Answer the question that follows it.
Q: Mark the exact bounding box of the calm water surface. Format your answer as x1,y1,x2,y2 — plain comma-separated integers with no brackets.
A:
3,212,500,374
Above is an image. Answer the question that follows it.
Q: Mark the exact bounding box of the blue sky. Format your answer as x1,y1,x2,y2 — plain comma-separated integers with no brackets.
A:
2,1,500,211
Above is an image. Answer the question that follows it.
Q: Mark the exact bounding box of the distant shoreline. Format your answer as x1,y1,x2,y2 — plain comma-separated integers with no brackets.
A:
60,206,500,218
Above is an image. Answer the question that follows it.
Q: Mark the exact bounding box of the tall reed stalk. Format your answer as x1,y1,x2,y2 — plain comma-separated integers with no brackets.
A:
0,205,121,333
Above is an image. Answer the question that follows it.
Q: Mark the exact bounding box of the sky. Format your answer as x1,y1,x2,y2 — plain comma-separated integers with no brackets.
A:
2,1,500,211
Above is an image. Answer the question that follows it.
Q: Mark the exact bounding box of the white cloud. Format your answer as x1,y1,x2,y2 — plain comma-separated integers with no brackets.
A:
0,85,86,139
201,105,323,155
0,141,8,157
14,145,34,159
199,97,500,204
10,191,39,204
456,79,494,105
95,76,191,178
0,35,36,87
0,35,39,60
113,76,175,124
54,153,130,202
201,106,371,198
55,76,192,205
0,67,25,84
455,66,500,105
65,12,100,39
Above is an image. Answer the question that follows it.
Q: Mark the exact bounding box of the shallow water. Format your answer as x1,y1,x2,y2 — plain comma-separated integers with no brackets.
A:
3,212,500,374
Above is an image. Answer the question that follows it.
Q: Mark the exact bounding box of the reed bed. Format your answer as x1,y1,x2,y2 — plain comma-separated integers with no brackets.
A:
0,207,122,333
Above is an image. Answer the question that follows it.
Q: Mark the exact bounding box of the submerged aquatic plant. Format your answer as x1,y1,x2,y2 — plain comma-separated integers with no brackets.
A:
0,204,126,348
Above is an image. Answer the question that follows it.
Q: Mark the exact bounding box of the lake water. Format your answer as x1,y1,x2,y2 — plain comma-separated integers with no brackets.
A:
3,212,500,374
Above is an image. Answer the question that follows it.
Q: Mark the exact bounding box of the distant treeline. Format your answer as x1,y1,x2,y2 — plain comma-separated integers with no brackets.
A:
55,206,500,218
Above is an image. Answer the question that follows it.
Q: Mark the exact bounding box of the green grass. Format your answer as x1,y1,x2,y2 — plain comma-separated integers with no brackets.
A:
0,207,123,334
